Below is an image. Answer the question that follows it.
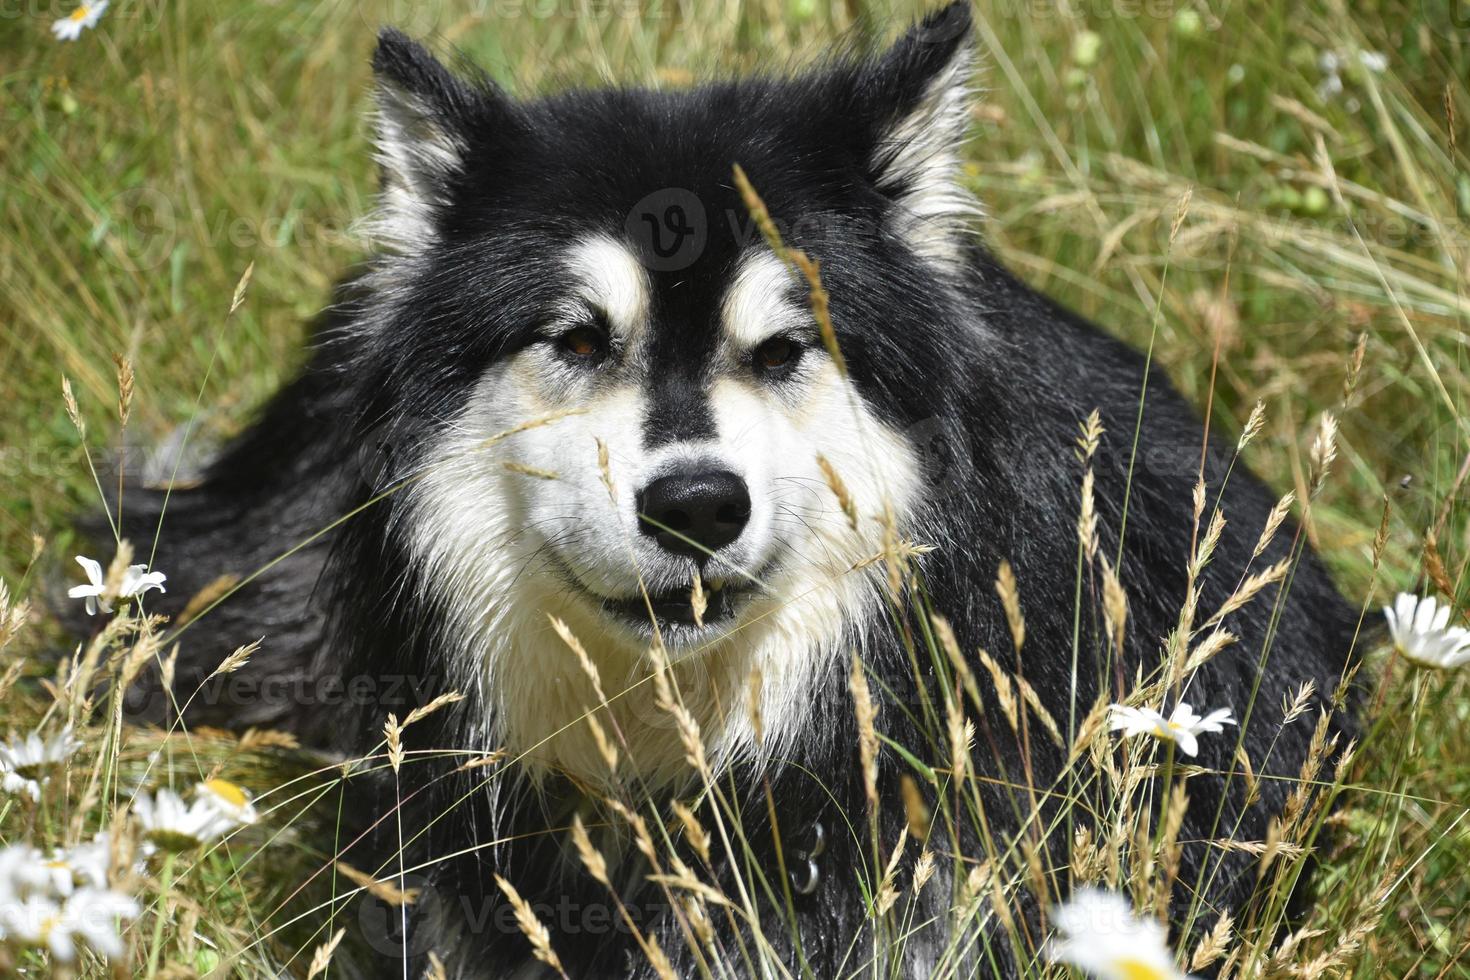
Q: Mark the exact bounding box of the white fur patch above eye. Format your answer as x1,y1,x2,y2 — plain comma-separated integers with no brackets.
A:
563,236,651,339
874,46,982,271
720,251,806,349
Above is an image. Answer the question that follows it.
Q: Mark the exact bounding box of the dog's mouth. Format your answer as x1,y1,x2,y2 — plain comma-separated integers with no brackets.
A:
601,580,753,631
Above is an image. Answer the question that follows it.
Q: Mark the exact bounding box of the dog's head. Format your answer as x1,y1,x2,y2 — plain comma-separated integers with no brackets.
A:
348,3,984,781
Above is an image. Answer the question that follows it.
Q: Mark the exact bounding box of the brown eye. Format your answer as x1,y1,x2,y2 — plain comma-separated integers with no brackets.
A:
559,326,607,361
755,337,798,373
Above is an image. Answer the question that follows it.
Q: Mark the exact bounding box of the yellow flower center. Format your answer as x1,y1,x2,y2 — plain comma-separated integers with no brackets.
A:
68,5,90,21
1115,958,1170,980
204,778,248,808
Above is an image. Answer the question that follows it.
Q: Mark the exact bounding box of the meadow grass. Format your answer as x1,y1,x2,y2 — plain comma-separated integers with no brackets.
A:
1,0,1468,975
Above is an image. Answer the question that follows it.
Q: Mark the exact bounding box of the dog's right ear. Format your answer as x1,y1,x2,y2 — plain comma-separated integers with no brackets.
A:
369,29,514,251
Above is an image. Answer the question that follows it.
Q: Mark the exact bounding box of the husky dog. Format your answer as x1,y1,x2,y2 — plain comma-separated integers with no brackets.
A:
86,2,1357,975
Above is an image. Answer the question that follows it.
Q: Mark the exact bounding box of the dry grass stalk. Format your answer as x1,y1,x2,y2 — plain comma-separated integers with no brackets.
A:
849,654,880,810
0,578,29,653
879,504,905,601
1237,400,1267,451
1371,494,1392,571
425,951,448,980
116,628,163,695
403,691,466,729
237,728,300,751
975,648,1020,734
900,774,932,840
873,826,910,916
689,569,707,629
745,665,764,746
1071,825,1102,884
1234,743,1260,807
994,561,1026,652
642,938,678,980
1014,674,1064,747
384,713,405,773
1170,186,1195,243
664,700,709,777
731,164,846,376
474,408,586,454
1183,629,1237,676
1190,912,1234,971
208,639,260,681
306,927,346,979
1342,331,1367,404
1069,696,1112,765
549,615,610,703
1252,492,1296,560
1281,681,1317,725
101,539,135,600
1308,412,1339,497
671,800,711,864
1423,530,1456,598
1077,469,1100,559
229,261,254,315
569,814,610,886
157,640,178,702
548,618,620,772
113,353,135,428
585,711,620,775
0,661,24,703
931,613,982,712
1076,409,1104,459
494,874,569,979
337,861,419,905
1155,783,1189,912
501,460,561,481
1207,559,1289,628
946,700,971,785
680,895,714,946
1101,556,1129,655
912,849,936,895
646,866,731,908
453,750,508,773
606,798,662,871
595,437,617,503
62,375,85,437
816,454,860,531
175,573,240,626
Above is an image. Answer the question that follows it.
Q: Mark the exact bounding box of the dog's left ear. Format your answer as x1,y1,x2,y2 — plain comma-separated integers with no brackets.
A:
860,2,979,268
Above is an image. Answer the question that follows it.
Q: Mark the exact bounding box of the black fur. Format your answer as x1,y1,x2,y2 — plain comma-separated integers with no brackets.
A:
71,4,1358,976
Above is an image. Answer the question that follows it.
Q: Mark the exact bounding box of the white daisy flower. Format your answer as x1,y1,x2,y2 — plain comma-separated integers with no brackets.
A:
132,782,255,853
196,778,259,826
0,888,138,962
120,563,167,601
67,554,167,616
67,555,111,616
0,726,81,784
1049,888,1196,980
50,1,108,42
1384,592,1470,670
1108,702,1235,758
0,839,135,963
0,843,57,901
2,768,42,801
46,833,113,896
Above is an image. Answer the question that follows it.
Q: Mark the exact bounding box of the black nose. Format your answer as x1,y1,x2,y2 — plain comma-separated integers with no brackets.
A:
636,470,751,557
